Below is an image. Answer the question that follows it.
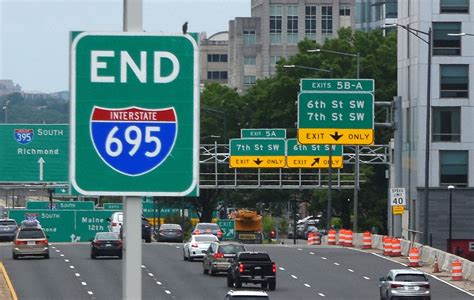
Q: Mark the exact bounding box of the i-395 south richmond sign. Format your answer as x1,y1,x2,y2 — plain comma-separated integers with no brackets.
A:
70,32,199,196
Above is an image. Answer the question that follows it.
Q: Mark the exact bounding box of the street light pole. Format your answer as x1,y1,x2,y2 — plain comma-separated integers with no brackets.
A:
283,64,333,76
448,185,455,253
385,23,432,245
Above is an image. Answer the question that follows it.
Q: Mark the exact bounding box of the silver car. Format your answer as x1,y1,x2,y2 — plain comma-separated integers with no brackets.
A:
12,226,49,259
183,234,218,261
0,219,18,241
379,269,430,300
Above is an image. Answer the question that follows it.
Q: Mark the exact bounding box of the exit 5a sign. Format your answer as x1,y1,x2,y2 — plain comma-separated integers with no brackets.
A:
70,32,199,196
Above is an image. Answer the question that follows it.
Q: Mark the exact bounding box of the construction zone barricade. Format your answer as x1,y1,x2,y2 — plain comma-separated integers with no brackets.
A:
362,231,372,249
383,236,392,256
451,260,462,281
338,230,346,246
344,230,353,247
408,247,421,267
390,238,401,257
327,230,336,245
307,232,321,245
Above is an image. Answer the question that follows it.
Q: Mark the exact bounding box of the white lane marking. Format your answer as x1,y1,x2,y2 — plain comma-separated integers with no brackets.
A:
148,273,154,277
291,275,298,279
51,246,56,249
321,257,327,260
141,265,146,268
334,262,340,266
87,291,93,295
70,265,75,269
318,292,326,297
279,267,285,271
65,259,69,262
75,273,80,277
309,252,315,255
348,269,354,272
363,276,370,280
426,273,474,297
371,252,408,266
175,246,180,249
304,283,311,288
60,254,64,257
156,281,162,285
55,249,60,253
297,248,303,251
81,282,87,286
165,290,171,294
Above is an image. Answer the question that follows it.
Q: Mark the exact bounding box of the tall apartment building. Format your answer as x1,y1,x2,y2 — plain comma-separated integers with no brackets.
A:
227,0,356,93
356,0,397,31
199,32,229,90
397,0,473,250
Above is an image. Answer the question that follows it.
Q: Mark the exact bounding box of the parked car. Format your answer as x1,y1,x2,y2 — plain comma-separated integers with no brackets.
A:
183,234,218,261
192,222,223,240
90,232,122,259
119,217,152,243
227,252,276,290
202,242,246,275
224,290,269,299
155,223,183,243
107,211,123,233
12,225,49,259
0,219,18,241
379,269,430,300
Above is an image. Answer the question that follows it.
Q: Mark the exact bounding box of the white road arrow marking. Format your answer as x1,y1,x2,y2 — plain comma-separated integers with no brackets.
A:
38,157,45,180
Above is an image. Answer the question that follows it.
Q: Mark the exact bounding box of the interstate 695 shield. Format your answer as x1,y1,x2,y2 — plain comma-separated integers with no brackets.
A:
70,32,199,196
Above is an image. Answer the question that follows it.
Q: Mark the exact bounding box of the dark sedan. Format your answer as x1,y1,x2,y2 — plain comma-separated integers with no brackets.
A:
0,219,18,241
155,223,183,242
90,232,122,259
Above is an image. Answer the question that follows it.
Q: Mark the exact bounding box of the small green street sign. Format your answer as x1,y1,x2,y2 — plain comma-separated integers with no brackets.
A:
286,139,343,168
229,138,286,168
103,203,123,210
0,124,68,182
26,201,95,210
70,32,199,196
217,219,235,240
241,128,287,139
300,79,374,92
298,91,374,145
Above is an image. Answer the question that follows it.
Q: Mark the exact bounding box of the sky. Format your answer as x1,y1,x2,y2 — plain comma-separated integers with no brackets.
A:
0,0,250,93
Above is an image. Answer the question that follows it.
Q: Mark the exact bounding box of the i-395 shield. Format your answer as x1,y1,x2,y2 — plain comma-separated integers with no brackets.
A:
90,106,177,176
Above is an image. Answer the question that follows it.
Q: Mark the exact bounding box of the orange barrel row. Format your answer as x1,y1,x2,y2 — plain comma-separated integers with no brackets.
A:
382,236,401,257
327,230,337,245
408,247,421,267
362,231,372,249
307,232,321,245
336,229,353,247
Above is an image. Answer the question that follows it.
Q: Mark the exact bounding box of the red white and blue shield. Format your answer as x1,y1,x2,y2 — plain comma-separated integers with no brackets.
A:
14,129,34,145
90,106,177,176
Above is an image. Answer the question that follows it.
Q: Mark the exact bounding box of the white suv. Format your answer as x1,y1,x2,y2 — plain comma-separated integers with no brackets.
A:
107,212,123,233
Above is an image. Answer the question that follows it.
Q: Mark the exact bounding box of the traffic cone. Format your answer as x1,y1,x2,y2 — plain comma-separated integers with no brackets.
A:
433,255,440,273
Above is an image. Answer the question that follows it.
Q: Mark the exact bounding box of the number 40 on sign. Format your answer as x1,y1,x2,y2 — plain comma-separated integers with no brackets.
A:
390,188,406,206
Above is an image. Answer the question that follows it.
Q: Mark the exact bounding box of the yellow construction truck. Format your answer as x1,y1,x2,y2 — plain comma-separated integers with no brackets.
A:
233,209,263,244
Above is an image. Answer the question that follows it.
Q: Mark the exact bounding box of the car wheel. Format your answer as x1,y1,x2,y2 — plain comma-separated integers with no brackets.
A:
261,282,268,290
188,255,194,262
91,252,96,259
12,253,18,260
268,280,276,291
183,250,188,260
145,236,151,243
203,266,209,275
210,269,216,276
118,253,123,259
44,253,50,259
234,277,242,288
226,273,234,287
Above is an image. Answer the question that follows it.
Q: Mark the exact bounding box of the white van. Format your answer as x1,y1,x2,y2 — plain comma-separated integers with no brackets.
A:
107,212,123,233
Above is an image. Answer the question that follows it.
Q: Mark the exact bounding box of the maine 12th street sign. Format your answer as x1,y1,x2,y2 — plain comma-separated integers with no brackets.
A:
230,138,285,168
70,32,199,196
286,139,343,169
0,124,68,182
298,79,374,145
241,128,286,139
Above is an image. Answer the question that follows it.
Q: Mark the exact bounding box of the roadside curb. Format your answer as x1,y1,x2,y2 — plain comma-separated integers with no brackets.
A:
0,261,17,300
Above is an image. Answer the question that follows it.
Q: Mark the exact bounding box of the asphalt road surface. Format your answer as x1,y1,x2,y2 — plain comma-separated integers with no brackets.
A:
0,242,471,299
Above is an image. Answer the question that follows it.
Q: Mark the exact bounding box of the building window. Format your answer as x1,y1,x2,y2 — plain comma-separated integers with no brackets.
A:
244,56,256,65
207,71,228,80
440,65,468,98
305,5,316,41
339,5,350,16
432,107,460,142
433,22,461,56
440,150,468,186
322,6,333,36
270,5,282,45
243,30,256,45
207,54,228,63
244,75,256,86
440,0,469,13
270,56,281,66
287,5,298,44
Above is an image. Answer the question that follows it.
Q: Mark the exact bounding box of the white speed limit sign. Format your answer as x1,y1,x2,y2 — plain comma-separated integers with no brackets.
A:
390,188,406,206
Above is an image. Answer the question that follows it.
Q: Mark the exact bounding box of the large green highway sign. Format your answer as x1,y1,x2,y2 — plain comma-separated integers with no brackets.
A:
298,79,374,145
286,139,343,169
217,219,235,240
0,124,68,182
241,128,286,139
229,138,285,168
70,32,199,196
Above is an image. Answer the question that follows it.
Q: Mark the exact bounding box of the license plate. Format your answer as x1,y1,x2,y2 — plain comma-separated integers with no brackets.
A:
105,243,112,247
28,241,36,245
255,267,262,270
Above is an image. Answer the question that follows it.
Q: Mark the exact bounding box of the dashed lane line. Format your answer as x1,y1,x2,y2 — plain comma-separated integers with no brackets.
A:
334,262,340,266
318,292,326,297
291,275,298,279
348,269,354,272
363,276,370,280
321,257,327,260
279,267,285,271
304,283,311,288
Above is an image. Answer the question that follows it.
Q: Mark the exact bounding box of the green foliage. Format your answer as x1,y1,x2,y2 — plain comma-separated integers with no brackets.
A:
262,215,275,233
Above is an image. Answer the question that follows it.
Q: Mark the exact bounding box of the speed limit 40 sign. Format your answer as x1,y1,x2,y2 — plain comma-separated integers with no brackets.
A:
70,32,199,196
390,188,406,206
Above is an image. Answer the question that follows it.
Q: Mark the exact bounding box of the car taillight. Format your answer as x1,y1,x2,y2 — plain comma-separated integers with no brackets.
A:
37,239,48,245
194,230,201,235
191,243,198,248
112,222,118,226
239,263,244,273
419,284,430,289
390,284,403,288
93,241,102,246
213,253,224,259
15,240,27,245
272,262,276,273
217,231,223,237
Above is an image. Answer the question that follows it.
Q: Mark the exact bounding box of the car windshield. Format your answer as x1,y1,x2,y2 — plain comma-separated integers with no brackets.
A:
196,224,219,230
17,229,45,239
219,244,246,254
96,233,120,240
0,220,16,226
161,224,181,230
395,274,428,282
194,235,218,242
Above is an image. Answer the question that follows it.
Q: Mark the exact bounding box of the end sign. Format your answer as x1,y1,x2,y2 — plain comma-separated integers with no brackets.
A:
70,32,199,196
